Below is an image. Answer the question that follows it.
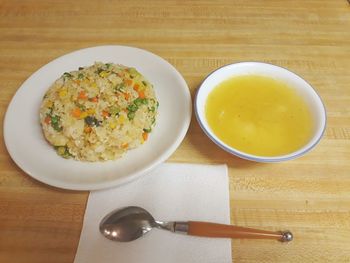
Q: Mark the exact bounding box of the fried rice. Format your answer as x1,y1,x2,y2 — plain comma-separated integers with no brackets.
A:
39,62,158,161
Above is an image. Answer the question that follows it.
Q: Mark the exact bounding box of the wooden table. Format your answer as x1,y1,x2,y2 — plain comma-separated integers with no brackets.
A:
1,1,349,262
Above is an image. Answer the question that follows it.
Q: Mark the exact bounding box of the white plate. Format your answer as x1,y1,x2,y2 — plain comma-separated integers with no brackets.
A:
4,45,192,190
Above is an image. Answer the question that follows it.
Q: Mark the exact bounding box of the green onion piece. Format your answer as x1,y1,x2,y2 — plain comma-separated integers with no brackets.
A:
143,128,152,133
51,115,59,124
50,115,62,131
114,83,125,92
127,111,135,120
109,106,120,116
78,73,84,79
75,102,86,111
55,146,72,158
63,72,73,78
52,123,62,132
96,68,104,74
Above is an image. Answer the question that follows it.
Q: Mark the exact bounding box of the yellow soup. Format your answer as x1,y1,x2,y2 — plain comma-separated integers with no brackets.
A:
205,75,314,156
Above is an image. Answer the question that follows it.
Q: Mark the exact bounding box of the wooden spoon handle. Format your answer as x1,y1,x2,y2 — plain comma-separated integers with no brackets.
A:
187,221,292,242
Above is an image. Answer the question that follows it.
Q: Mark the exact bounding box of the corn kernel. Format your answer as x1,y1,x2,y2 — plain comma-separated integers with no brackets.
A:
118,115,125,124
80,112,88,119
87,108,95,115
109,122,117,129
99,71,110,78
138,84,145,92
45,100,53,108
57,146,66,155
59,88,68,98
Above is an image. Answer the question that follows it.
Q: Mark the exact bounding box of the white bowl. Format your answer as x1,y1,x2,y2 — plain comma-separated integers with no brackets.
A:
194,62,327,162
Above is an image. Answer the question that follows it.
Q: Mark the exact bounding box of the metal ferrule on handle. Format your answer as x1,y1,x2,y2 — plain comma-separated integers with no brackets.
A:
155,221,189,234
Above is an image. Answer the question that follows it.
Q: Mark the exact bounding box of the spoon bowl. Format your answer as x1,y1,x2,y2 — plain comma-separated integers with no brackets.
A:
100,206,156,242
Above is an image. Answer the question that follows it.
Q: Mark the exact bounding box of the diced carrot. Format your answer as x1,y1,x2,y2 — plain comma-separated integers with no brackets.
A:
123,92,130,100
44,116,51,124
142,132,148,141
90,96,98,102
133,83,140,91
78,91,87,100
84,126,92,133
138,91,146,99
102,110,110,118
124,79,133,86
71,108,82,118
121,143,129,149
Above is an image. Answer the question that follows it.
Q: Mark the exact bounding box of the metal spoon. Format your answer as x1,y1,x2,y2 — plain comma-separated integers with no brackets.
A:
99,206,293,242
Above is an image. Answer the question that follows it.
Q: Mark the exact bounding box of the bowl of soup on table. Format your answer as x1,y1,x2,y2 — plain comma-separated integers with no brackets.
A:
195,62,326,162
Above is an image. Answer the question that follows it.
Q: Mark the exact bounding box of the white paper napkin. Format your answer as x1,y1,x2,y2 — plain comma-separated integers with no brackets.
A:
74,163,232,263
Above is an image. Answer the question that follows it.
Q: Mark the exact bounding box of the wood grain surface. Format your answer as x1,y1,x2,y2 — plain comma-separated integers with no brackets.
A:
1,1,350,262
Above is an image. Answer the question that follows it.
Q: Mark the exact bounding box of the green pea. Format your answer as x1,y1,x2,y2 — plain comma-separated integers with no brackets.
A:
127,104,138,112
134,98,143,106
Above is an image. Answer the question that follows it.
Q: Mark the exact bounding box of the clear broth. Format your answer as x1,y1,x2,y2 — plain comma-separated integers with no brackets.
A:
205,75,314,156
